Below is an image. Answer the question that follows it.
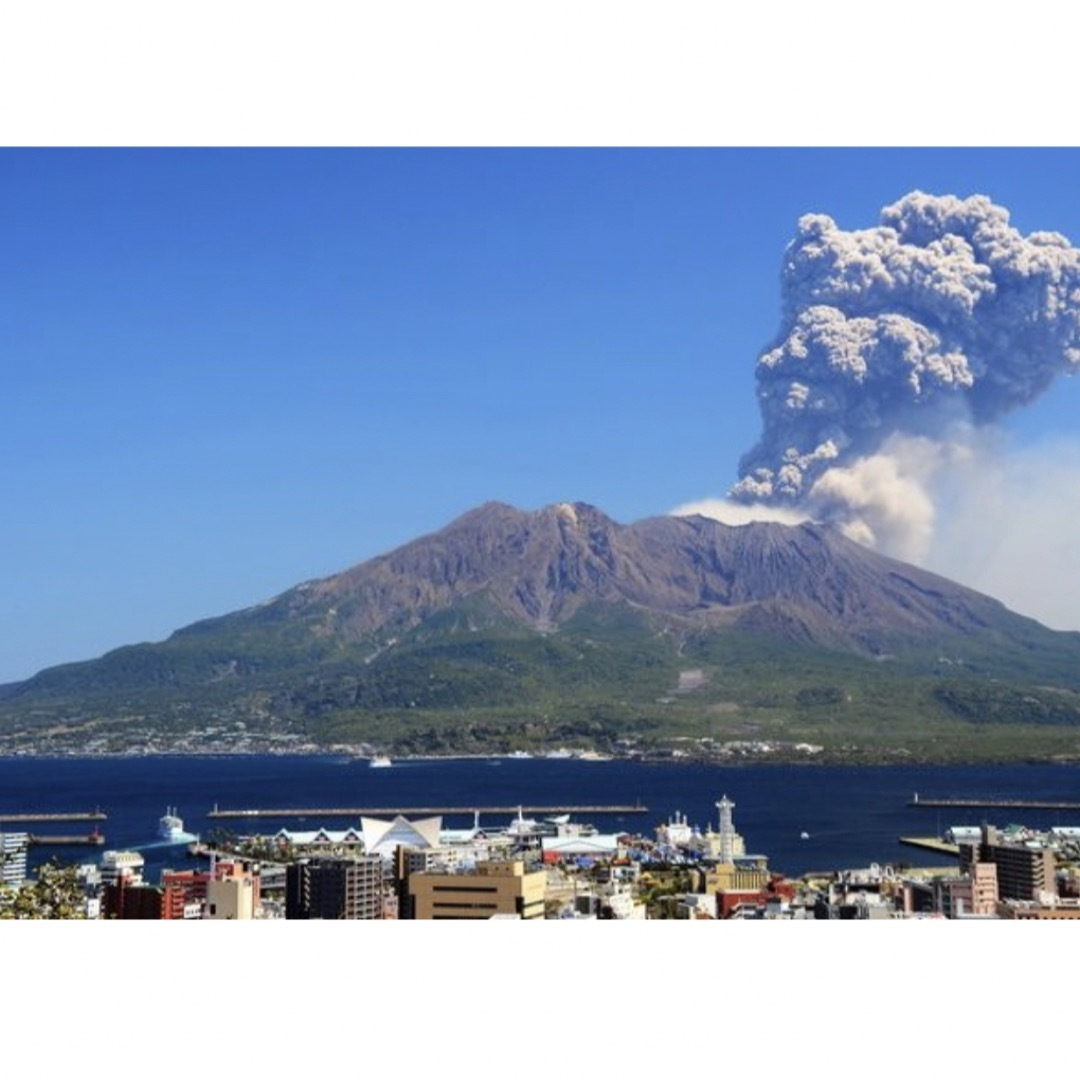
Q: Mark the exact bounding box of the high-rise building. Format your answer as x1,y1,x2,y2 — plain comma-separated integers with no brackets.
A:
99,850,158,918
959,829,1056,901
1,832,29,887
285,856,384,920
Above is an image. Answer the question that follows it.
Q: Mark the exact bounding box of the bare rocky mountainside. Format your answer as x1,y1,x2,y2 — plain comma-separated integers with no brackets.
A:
186,500,1044,654
4,502,1080,760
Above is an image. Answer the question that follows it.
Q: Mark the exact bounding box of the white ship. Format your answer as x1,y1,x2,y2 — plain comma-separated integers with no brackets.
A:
158,807,196,844
505,806,541,836
369,755,392,768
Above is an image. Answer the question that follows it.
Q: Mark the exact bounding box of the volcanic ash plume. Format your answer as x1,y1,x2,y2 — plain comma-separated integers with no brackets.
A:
729,191,1080,556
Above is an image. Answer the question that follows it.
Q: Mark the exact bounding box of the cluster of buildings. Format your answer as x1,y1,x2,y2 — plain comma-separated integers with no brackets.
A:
4,798,1080,919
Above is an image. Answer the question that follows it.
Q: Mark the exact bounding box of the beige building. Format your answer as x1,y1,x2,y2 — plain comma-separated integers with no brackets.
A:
408,859,545,920
955,861,999,916
205,860,260,920
705,858,770,894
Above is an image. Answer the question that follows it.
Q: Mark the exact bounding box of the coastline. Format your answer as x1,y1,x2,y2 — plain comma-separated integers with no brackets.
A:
2,744,1079,767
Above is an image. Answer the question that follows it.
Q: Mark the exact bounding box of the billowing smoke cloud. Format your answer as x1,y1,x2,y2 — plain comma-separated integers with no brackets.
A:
728,191,1080,555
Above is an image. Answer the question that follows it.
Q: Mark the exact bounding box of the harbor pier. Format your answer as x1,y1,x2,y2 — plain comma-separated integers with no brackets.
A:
27,833,106,847
898,836,960,856
908,795,1080,810
0,811,107,824
207,803,648,819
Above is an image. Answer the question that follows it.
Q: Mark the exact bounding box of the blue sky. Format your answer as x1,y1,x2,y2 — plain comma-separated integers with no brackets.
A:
5,147,1080,682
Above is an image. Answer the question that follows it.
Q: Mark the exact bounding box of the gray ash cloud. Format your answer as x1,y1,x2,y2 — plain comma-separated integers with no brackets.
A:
729,192,1080,554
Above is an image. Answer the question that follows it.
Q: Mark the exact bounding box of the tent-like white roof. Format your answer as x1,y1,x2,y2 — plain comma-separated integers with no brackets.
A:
361,815,443,857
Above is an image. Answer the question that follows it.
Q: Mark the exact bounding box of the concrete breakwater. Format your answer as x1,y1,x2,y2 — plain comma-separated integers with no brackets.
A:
0,811,107,823
909,796,1080,810
207,803,648,819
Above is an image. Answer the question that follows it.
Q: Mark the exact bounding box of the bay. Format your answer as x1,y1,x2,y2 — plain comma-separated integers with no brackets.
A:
4,754,1080,881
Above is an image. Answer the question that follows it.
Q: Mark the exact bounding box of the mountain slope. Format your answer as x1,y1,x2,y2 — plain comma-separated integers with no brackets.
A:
177,501,1052,643
4,501,1080,759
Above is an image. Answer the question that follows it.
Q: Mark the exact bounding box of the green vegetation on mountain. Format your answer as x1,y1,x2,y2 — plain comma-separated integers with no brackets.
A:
3,502,1080,763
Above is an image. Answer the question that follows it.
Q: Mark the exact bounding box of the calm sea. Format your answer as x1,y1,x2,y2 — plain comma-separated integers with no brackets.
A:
2,754,1079,880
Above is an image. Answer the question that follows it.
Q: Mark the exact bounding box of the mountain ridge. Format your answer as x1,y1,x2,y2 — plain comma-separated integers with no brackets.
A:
4,501,1080,761
172,499,1045,655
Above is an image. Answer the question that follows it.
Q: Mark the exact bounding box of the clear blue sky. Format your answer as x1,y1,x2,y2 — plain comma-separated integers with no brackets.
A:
5,147,1080,682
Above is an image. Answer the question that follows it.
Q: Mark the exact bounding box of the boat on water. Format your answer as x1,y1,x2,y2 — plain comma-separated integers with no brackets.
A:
505,806,541,836
158,807,196,844
369,755,392,768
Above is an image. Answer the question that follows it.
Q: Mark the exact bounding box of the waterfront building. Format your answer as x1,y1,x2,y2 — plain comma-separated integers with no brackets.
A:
0,831,29,887
959,827,1056,901
100,850,145,888
655,811,695,850
946,826,983,845
407,858,546,920
285,856,384,919
361,815,442,859
541,833,622,862
271,827,365,850
675,796,749,861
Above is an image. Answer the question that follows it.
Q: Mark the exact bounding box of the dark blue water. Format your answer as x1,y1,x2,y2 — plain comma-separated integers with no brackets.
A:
3,754,1079,880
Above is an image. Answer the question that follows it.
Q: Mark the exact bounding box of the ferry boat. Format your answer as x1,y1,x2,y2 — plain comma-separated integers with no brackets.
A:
158,807,195,844
369,755,392,768
505,806,541,836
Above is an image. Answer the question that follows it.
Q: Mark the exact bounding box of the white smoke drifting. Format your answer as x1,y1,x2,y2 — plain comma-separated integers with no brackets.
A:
922,437,1080,630
670,497,807,529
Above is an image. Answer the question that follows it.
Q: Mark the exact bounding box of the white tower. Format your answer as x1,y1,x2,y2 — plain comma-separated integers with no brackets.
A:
716,795,737,864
